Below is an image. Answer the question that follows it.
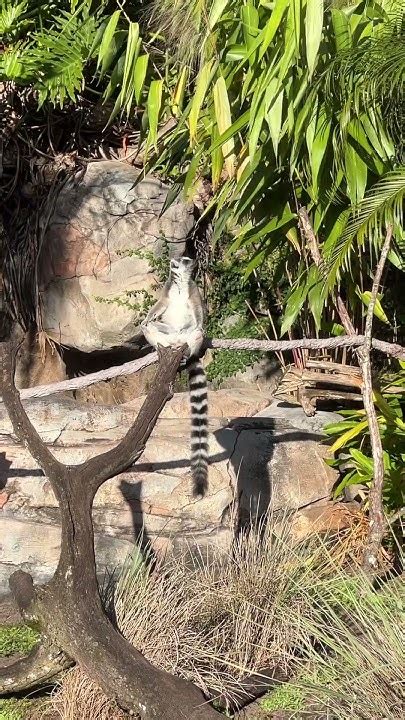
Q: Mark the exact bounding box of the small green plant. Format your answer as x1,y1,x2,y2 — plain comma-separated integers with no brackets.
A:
261,682,304,712
0,624,39,656
324,363,405,511
205,254,274,383
94,289,155,321
0,626,39,719
0,698,33,720
206,317,261,384
94,240,171,321
117,239,171,284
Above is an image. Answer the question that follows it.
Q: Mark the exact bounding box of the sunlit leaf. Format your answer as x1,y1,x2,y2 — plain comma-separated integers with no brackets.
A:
345,143,368,205
147,79,163,147
213,76,236,178
96,9,120,75
211,121,224,190
265,79,284,158
305,0,323,76
134,53,149,104
289,0,302,55
330,420,369,453
242,2,259,53
350,448,374,476
331,7,351,51
208,0,229,31
189,59,215,143
307,265,325,330
357,290,390,324
259,0,289,59
281,278,308,336
310,103,331,200
209,110,250,152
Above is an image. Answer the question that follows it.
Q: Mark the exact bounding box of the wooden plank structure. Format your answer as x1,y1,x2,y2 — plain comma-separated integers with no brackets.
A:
275,359,363,416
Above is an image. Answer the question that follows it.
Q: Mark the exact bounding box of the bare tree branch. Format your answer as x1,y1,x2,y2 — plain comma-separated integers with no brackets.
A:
297,206,322,266
18,350,158,400
0,643,71,695
363,228,393,352
79,345,186,492
297,206,357,338
334,295,357,336
0,342,65,480
0,341,222,719
208,336,405,358
360,225,393,573
0,337,402,407
296,208,397,572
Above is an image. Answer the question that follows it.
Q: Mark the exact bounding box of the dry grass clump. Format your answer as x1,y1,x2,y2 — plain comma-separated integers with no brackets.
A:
326,506,394,570
38,667,130,720
43,513,324,718
148,0,210,66
42,514,404,719
112,513,318,707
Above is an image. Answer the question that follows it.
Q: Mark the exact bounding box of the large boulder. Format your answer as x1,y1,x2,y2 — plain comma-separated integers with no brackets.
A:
39,161,196,352
0,392,338,593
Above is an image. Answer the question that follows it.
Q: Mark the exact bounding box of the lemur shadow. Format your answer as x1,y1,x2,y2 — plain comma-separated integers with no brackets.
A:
117,414,322,557
213,416,325,536
120,478,153,556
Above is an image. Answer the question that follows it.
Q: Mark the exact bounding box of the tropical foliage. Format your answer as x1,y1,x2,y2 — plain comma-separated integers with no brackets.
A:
143,0,405,337
325,362,405,511
1,1,403,341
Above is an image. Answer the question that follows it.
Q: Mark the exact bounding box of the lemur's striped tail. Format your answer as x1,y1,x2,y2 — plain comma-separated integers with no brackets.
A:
188,358,209,497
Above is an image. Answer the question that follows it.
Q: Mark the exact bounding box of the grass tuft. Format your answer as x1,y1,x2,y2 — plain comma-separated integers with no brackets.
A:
41,513,404,720
0,625,39,657
0,698,33,720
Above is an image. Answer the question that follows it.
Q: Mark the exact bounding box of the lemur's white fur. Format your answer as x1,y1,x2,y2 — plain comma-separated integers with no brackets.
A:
140,257,208,496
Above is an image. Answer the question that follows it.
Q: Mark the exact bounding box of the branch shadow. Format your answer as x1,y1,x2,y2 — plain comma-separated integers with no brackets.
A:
0,451,44,491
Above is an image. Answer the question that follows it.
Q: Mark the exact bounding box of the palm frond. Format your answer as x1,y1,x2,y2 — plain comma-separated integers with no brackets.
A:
324,168,405,285
31,8,99,105
324,7,405,152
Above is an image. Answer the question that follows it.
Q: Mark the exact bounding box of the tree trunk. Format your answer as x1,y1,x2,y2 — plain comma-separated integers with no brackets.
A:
0,342,222,719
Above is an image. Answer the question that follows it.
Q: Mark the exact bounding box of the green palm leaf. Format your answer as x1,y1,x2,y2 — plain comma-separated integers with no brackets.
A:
325,168,405,285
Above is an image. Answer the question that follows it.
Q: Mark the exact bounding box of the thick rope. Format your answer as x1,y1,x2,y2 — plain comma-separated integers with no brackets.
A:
3,335,404,402
209,336,404,357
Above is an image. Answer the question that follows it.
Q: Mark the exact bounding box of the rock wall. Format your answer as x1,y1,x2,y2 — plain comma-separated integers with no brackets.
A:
39,161,196,352
0,391,338,594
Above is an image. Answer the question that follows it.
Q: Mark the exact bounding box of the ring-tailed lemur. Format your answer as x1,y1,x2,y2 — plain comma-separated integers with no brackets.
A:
140,256,208,497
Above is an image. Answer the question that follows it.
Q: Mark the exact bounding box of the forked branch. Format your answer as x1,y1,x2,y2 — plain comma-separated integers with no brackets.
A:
0,342,222,720
77,344,188,493
0,343,64,480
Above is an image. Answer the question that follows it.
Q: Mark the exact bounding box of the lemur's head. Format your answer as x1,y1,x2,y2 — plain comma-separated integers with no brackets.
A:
170,256,195,282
